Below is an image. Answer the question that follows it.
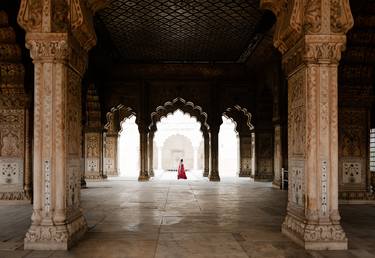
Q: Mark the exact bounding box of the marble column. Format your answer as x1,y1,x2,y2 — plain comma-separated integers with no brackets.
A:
261,0,354,250
209,125,220,181
273,124,282,187
138,125,149,181
148,131,154,177
22,35,88,250
17,0,102,249
239,133,252,177
203,132,209,177
0,11,31,201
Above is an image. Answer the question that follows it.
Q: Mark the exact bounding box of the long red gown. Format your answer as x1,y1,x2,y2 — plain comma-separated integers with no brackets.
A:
177,163,187,179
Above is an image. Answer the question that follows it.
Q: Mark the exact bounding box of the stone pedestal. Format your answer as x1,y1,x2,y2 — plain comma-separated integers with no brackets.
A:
239,134,252,177
209,127,220,181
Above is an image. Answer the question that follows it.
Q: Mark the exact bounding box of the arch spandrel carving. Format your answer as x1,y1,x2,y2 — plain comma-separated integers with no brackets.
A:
223,105,254,134
149,98,209,134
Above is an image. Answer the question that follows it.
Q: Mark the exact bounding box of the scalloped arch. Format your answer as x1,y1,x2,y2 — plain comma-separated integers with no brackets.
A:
223,105,254,132
149,98,209,133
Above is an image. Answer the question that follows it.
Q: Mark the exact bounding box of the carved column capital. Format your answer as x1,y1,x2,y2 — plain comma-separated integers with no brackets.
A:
25,33,69,61
260,0,353,55
282,34,347,75
18,0,98,51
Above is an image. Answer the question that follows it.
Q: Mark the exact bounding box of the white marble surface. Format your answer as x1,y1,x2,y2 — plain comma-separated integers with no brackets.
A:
0,177,375,257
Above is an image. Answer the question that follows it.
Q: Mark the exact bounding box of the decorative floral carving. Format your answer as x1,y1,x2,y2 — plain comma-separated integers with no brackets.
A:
52,0,69,32
26,38,69,60
17,0,43,32
304,0,321,33
330,0,354,34
283,215,347,242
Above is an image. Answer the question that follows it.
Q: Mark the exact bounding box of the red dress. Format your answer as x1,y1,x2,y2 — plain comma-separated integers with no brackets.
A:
177,163,187,179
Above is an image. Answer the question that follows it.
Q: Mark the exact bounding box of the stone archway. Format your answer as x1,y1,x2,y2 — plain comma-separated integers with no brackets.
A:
103,105,136,177
149,98,212,179
223,105,254,177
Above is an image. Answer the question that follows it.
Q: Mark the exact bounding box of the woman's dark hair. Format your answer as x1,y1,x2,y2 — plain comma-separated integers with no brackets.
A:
180,159,183,162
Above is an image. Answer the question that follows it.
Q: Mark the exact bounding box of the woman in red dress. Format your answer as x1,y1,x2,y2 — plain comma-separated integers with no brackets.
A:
177,159,187,179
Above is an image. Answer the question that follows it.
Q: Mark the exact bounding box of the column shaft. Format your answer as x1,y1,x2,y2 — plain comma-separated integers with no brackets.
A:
138,129,149,181
209,128,220,181
203,134,209,177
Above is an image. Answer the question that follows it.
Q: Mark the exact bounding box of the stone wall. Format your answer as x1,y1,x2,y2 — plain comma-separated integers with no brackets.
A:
0,11,31,201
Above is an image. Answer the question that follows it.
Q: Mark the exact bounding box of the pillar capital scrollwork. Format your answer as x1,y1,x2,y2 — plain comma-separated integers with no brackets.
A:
282,34,347,75
17,0,103,52
260,0,353,55
25,33,69,61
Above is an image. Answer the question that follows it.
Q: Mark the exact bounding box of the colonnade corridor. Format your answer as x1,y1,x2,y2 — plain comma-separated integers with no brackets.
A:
0,179,375,257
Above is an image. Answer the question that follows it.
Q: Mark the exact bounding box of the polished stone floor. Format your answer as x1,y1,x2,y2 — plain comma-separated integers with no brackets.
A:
0,177,375,258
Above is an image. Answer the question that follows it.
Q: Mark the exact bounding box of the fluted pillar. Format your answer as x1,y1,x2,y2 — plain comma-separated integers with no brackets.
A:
209,125,220,181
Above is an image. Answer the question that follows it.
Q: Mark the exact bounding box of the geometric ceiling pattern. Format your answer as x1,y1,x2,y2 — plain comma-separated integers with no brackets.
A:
97,0,262,62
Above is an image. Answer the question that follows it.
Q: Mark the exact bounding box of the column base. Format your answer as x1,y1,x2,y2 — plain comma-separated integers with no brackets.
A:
149,170,154,177
282,214,347,250
0,191,32,202
209,173,220,181
203,169,209,177
138,175,150,181
84,174,107,180
24,214,87,250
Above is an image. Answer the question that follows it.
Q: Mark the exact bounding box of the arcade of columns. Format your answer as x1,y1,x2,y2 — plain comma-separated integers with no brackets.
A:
2,0,375,252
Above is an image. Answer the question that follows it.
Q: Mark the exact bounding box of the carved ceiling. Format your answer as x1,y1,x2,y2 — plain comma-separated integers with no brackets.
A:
339,0,375,102
97,0,264,62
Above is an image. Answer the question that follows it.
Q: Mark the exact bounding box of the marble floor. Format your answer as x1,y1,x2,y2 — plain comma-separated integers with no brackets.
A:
0,178,375,258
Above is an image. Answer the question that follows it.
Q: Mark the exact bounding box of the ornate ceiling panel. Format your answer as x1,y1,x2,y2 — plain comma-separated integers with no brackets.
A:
97,0,262,62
